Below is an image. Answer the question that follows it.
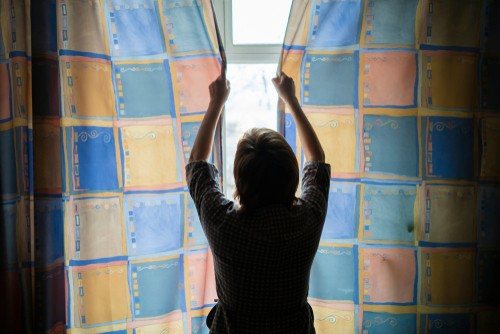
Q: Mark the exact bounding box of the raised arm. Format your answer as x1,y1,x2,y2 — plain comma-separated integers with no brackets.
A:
272,73,325,162
189,74,230,162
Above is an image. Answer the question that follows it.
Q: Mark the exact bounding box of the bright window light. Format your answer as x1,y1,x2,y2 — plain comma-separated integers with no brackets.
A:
232,0,292,45
224,64,279,198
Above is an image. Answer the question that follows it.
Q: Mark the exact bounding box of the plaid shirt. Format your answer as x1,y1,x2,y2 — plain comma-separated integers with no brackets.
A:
186,160,331,334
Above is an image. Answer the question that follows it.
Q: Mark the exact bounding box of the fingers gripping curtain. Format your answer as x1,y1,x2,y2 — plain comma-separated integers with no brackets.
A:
280,0,499,333
2,0,224,332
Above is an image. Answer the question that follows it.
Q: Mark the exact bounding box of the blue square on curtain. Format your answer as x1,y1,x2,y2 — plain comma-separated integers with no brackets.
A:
419,313,472,334
34,199,64,265
108,0,165,56
423,117,473,180
363,115,418,177
124,193,183,257
70,127,119,192
362,184,416,243
363,0,417,46
186,197,208,246
0,129,18,195
192,315,210,334
303,52,357,106
114,61,175,118
477,250,500,305
284,113,297,154
309,246,357,301
0,201,18,268
362,312,416,333
482,57,500,110
478,185,500,246
131,257,184,318
322,182,359,240
163,0,212,54
310,0,362,47
181,122,201,161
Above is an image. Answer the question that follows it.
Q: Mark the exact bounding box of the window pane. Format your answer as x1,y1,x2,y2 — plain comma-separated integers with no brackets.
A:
224,64,279,198
232,0,292,45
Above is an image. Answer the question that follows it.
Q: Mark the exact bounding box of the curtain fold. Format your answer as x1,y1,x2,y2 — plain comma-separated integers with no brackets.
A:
2,0,224,332
280,0,499,333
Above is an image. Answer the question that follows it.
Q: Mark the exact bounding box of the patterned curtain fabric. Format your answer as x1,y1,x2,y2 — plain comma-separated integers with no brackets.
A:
280,0,499,333
2,0,223,332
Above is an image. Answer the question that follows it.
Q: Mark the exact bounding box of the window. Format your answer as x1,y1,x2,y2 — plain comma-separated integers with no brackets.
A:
212,0,291,197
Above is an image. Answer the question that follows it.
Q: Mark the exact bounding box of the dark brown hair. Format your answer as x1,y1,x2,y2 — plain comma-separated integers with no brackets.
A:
233,128,299,212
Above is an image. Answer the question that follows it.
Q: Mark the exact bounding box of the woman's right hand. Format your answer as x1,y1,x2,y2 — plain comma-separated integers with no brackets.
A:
272,72,297,105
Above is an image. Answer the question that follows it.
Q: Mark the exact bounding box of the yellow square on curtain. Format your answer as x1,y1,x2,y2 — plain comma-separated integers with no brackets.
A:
306,109,357,176
61,57,116,118
311,302,355,333
70,263,131,327
420,248,475,306
120,123,182,190
421,51,478,111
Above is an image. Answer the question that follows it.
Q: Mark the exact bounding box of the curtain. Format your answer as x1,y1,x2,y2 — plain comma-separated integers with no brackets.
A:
2,0,223,332
280,0,499,333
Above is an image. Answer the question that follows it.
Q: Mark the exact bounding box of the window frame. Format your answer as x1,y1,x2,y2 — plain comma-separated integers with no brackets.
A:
213,0,287,64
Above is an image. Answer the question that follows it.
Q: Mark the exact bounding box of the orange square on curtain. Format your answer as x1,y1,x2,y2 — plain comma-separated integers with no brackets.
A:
421,51,478,111
361,51,417,107
0,63,11,121
71,263,131,326
120,123,182,190
281,50,304,100
57,0,109,55
33,121,62,194
305,109,357,175
173,57,220,114
186,249,217,309
61,57,116,118
420,248,475,306
65,197,126,262
360,247,417,304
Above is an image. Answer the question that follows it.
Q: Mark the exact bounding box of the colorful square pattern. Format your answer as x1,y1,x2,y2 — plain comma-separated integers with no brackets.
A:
107,0,165,57
162,0,213,56
323,182,359,240
362,115,418,178
120,124,182,189
361,184,416,244
309,246,357,302
420,248,475,306
124,193,183,256
423,117,474,180
130,257,184,318
113,60,175,118
362,0,418,47
66,126,120,193
360,247,417,305
303,52,358,106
